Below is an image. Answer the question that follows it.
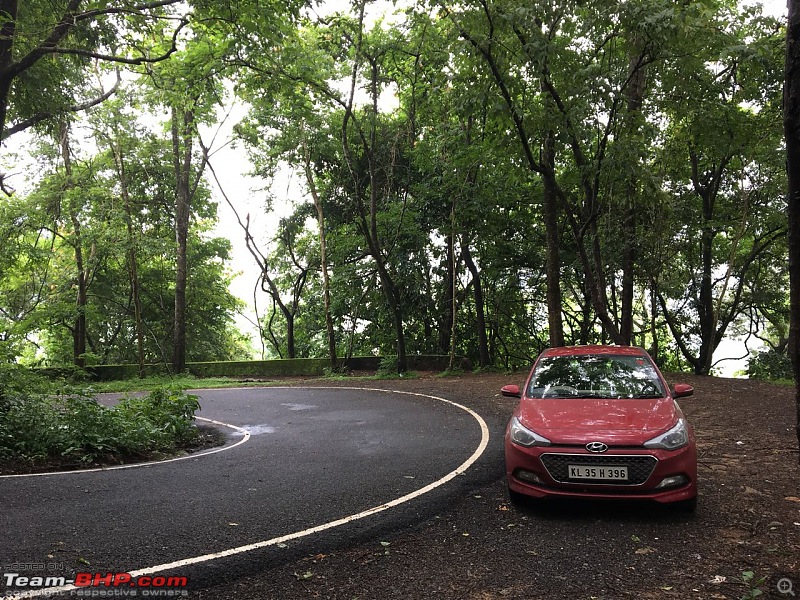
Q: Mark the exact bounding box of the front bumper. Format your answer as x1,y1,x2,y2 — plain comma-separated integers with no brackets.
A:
505,439,697,504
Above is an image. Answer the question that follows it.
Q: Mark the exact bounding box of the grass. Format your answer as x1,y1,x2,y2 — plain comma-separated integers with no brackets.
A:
84,370,429,394
86,374,288,393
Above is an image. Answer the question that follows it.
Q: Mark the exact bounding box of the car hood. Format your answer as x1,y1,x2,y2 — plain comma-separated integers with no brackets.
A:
517,397,680,445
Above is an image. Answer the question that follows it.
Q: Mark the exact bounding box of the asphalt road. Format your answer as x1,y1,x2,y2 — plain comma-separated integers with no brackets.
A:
0,386,500,597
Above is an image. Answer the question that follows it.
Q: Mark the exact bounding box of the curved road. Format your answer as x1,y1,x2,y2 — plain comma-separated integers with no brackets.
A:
0,387,499,597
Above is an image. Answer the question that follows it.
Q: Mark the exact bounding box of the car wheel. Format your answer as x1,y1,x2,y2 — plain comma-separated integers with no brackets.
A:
674,496,697,513
508,486,530,507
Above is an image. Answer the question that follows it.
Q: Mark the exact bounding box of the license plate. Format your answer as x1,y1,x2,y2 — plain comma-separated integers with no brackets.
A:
568,465,628,481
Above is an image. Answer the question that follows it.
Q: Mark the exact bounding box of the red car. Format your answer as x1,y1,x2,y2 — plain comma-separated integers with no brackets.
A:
503,345,697,512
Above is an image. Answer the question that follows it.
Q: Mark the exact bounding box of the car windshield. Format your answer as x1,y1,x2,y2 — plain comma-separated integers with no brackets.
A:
526,354,665,399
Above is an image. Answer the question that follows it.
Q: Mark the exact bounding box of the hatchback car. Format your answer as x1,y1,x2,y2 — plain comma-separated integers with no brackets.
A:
503,345,697,511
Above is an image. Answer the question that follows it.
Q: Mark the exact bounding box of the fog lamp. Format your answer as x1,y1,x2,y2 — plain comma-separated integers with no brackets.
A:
655,475,689,489
517,470,543,484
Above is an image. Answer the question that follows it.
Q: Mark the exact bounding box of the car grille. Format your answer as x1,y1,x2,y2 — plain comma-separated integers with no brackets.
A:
540,453,657,486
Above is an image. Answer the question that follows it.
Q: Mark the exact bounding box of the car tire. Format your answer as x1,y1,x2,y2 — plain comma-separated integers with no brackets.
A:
508,486,530,507
674,496,697,513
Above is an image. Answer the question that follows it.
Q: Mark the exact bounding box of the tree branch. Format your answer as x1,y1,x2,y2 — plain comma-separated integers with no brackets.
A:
2,72,121,140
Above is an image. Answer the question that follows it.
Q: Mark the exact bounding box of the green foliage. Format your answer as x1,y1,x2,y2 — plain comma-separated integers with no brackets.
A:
739,570,766,599
377,355,400,376
3,0,188,139
746,347,792,381
3,91,250,368
0,0,789,378
0,385,200,463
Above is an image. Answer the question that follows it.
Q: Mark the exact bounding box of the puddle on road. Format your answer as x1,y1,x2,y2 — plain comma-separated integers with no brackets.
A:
242,424,276,435
280,403,318,411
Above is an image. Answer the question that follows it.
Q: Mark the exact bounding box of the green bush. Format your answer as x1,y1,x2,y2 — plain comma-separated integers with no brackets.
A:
746,347,792,381
377,355,399,376
0,385,200,463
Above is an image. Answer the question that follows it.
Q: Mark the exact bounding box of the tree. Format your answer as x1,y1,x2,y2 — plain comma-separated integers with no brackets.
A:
656,2,785,374
444,0,677,346
141,32,228,373
785,0,800,456
0,1,187,146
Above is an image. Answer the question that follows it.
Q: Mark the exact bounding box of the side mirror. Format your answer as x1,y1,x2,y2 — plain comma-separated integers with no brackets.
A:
672,383,694,399
501,384,521,398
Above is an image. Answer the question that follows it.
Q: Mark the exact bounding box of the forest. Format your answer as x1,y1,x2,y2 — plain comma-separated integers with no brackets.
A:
0,0,792,379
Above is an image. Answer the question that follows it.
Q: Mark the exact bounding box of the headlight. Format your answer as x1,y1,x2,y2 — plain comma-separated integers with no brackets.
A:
509,416,551,447
644,418,689,450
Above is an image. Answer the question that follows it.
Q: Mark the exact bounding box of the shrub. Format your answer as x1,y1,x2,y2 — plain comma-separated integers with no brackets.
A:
377,355,399,376
746,347,792,381
0,385,200,463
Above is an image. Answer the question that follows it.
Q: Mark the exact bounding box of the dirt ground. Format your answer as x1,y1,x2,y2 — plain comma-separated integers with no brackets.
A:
191,372,800,600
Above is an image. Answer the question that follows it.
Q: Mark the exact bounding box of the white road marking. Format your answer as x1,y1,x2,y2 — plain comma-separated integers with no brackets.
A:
5,387,490,599
0,417,250,479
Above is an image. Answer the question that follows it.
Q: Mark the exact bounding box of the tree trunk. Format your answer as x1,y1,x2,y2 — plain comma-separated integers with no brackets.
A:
579,215,627,345
285,312,295,358
462,244,490,367
0,0,17,139
650,281,660,363
128,232,144,376
697,193,716,374
111,140,145,376
620,207,636,346
59,124,87,368
171,107,194,374
542,158,564,347
784,0,800,459
448,228,457,371
303,148,337,369
342,48,407,373
439,237,454,355
620,36,648,347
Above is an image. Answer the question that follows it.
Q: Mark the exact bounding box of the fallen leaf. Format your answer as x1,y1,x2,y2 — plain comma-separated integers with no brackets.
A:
785,496,800,503
709,575,726,584
635,547,655,555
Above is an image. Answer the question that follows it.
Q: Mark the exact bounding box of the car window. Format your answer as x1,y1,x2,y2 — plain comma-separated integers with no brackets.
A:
526,354,665,399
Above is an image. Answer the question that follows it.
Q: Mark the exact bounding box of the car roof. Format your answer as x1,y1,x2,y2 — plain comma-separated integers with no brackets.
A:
540,345,650,358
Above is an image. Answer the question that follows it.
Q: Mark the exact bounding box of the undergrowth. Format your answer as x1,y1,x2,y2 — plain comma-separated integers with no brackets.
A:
0,366,200,463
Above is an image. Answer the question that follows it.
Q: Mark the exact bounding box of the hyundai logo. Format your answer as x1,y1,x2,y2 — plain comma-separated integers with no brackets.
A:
586,441,608,453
